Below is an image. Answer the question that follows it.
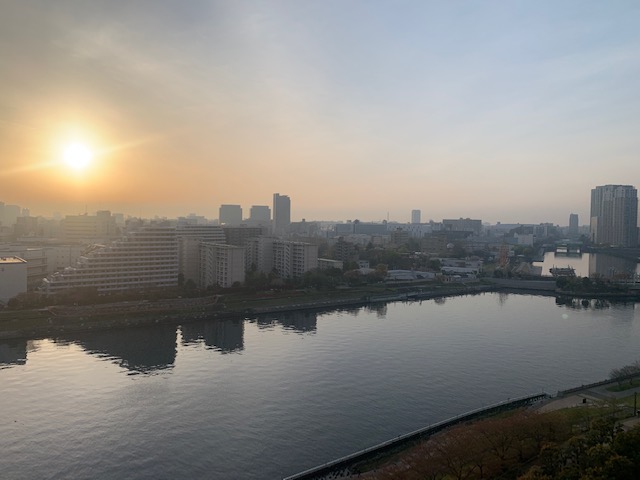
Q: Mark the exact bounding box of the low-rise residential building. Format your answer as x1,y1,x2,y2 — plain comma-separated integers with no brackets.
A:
386,270,436,281
437,257,483,275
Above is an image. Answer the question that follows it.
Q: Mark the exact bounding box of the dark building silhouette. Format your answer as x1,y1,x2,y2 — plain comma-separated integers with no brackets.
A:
273,193,291,233
181,319,244,352
60,325,177,373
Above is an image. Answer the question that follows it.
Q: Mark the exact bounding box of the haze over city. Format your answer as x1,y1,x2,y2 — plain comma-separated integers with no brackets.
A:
2,1,640,224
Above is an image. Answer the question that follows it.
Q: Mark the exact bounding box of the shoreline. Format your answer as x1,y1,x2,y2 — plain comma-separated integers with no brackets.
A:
2,280,640,341
0,284,497,341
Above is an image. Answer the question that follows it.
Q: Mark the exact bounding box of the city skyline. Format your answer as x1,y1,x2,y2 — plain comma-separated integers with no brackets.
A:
0,194,617,228
2,2,640,224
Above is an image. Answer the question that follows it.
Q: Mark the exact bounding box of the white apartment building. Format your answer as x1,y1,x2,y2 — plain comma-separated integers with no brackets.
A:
40,226,178,295
0,245,47,289
274,241,318,278
247,237,317,279
0,244,86,289
176,225,226,284
43,244,86,274
0,256,27,303
246,237,275,274
200,243,245,288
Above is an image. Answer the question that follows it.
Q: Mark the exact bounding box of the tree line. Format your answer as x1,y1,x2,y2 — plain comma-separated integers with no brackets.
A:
368,405,640,480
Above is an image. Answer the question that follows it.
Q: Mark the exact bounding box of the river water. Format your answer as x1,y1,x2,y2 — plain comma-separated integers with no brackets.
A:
534,251,640,278
1,293,639,479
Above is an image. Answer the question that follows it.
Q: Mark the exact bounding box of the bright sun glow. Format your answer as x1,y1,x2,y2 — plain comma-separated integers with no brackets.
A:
63,143,93,171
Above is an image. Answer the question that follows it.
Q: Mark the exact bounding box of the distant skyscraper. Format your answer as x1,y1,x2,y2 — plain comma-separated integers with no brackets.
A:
568,213,579,236
219,204,242,225
249,205,271,225
590,185,638,247
411,209,421,224
3,204,20,227
63,210,119,242
273,193,291,233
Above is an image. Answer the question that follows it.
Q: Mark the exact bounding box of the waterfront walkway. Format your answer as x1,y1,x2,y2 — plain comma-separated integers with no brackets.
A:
539,380,640,413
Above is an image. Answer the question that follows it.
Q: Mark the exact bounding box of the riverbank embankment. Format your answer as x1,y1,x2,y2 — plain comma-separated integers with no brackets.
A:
0,284,497,340
3,278,640,341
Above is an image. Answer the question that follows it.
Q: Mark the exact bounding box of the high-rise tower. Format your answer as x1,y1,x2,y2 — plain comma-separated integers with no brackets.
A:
249,205,271,226
273,193,291,234
590,185,638,247
568,213,579,237
219,204,242,225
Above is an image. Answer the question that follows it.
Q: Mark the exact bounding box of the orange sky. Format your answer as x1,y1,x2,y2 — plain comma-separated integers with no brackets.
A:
2,2,640,225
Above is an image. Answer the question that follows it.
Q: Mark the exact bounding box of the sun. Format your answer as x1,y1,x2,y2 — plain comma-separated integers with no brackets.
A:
63,142,93,171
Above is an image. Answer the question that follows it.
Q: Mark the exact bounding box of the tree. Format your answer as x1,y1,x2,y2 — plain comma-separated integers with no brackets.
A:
343,260,359,272
431,425,481,480
517,465,552,480
343,269,363,285
428,259,442,271
370,263,388,281
610,361,640,386
612,424,640,465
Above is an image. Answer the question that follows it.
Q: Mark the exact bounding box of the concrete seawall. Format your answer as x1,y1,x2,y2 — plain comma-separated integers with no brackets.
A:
487,278,557,292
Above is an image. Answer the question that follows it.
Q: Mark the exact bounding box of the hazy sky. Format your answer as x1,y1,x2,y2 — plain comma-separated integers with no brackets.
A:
2,1,640,225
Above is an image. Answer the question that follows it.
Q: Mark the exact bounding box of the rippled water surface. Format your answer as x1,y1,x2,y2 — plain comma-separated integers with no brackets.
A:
1,293,639,479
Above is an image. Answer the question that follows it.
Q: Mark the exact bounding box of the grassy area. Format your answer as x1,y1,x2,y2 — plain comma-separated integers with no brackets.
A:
618,392,640,409
221,285,390,309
